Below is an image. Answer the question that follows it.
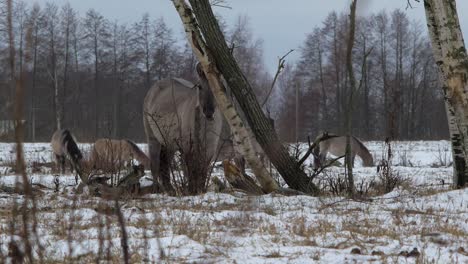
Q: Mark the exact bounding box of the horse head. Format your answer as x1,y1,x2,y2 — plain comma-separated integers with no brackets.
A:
196,63,216,121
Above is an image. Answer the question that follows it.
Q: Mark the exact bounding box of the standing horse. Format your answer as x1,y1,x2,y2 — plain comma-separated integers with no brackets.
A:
91,138,150,171
314,134,373,168
51,129,83,174
143,66,224,193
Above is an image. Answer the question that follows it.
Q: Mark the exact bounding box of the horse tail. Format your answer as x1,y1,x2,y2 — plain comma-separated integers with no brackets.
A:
125,139,150,168
352,136,373,166
62,129,83,166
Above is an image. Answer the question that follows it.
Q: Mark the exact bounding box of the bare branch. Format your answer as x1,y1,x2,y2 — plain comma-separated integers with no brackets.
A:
261,49,294,107
311,155,345,180
298,132,331,166
357,46,374,92
210,0,232,9
406,0,420,10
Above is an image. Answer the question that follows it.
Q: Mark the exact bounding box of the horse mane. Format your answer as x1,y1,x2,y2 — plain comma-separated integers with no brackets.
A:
352,136,373,166
124,139,150,167
62,129,83,164
172,77,196,89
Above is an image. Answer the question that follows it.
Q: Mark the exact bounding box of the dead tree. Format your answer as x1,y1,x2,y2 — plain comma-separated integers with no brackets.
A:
344,0,358,195
173,0,319,194
423,0,468,188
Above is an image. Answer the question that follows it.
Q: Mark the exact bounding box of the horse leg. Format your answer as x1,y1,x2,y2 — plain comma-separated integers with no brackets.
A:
319,151,327,167
68,159,74,173
54,154,61,174
147,135,161,191
159,146,175,195
59,155,66,174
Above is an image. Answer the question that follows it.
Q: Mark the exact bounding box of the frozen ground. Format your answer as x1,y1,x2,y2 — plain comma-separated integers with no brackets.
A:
0,141,467,263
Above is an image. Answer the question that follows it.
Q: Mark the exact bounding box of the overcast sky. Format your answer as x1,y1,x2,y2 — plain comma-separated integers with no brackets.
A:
32,0,468,74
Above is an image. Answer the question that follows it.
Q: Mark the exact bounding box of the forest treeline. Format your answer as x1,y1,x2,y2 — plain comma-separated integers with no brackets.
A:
0,1,447,142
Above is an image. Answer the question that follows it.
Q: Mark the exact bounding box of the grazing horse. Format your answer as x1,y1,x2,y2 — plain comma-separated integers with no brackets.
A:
91,138,150,171
313,134,373,168
51,129,83,174
143,66,224,193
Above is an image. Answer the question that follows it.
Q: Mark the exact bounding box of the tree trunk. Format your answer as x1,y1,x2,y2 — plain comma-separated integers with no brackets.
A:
31,26,38,142
174,0,319,194
63,18,70,129
94,33,99,138
172,0,279,193
424,0,468,188
317,38,328,130
345,0,357,195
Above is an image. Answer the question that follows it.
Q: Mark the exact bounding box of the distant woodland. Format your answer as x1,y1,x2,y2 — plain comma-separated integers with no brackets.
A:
0,1,447,142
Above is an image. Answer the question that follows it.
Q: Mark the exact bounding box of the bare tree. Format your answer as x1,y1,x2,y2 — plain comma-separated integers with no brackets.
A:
83,9,110,137
43,3,62,130
25,3,41,141
345,0,358,195
132,13,153,90
59,3,77,128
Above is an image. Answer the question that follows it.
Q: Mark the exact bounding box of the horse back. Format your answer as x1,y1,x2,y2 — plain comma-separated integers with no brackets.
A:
93,139,131,159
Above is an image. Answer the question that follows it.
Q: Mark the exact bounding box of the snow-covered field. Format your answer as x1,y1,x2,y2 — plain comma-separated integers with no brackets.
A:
0,141,467,263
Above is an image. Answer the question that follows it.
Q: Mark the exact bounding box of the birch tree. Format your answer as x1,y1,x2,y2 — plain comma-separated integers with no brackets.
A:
173,0,323,193
423,0,468,188
172,0,279,193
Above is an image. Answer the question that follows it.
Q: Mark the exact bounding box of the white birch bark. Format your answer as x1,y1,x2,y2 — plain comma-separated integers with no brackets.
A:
424,0,468,187
172,0,278,193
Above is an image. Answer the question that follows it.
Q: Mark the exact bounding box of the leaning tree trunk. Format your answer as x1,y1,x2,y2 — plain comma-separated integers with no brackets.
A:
172,0,278,193
174,0,319,194
424,0,468,188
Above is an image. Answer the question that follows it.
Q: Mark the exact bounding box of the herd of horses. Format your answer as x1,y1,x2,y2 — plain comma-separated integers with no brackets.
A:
50,64,374,191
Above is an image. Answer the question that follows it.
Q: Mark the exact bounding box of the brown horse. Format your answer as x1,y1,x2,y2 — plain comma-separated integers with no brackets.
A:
143,65,224,193
51,129,83,174
91,138,150,171
314,134,374,168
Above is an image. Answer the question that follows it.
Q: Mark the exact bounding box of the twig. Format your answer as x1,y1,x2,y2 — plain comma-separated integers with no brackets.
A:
261,49,294,107
311,155,345,179
406,0,420,10
210,0,232,9
356,46,374,92
298,132,331,166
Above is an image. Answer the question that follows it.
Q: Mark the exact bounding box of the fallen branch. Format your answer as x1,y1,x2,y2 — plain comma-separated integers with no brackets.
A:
223,160,264,195
80,165,147,199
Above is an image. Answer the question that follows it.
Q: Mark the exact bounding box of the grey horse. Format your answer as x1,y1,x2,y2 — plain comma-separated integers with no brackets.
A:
143,66,224,193
314,134,374,168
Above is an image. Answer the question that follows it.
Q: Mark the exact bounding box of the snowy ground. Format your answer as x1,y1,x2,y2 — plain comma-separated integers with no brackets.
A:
0,141,467,263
